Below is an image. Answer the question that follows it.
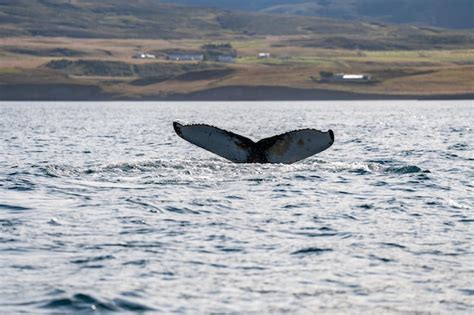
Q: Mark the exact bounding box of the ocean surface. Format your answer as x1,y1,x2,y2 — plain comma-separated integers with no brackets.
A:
0,101,473,314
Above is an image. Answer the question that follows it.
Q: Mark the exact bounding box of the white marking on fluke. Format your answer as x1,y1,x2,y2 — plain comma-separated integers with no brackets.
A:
173,122,334,164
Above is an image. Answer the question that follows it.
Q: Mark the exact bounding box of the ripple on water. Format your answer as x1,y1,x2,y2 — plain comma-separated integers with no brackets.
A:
70,254,116,265
384,165,424,174
448,143,470,151
291,247,333,255
459,289,474,296
324,161,427,175
0,204,32,212
42,293,155,312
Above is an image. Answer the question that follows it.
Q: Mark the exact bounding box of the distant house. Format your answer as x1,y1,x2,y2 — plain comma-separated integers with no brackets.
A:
167,53,204,61
133,52,156,59
257,52,271,59
334,73,372,83
317,72,372,83
216,55,235,63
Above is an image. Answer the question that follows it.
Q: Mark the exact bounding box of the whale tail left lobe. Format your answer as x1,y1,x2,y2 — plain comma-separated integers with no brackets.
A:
173,122,254,163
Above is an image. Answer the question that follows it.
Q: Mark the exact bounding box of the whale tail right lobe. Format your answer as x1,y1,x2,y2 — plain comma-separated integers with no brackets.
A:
255,128,334,164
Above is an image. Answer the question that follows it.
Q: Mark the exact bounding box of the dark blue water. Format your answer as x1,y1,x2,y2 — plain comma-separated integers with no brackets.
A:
1,101,473,313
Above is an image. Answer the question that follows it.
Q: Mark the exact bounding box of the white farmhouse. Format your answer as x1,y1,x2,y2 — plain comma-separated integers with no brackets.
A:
133,52,156,59
257,52,271,59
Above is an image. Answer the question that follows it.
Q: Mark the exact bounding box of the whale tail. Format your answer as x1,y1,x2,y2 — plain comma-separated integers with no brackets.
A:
173,122,334,164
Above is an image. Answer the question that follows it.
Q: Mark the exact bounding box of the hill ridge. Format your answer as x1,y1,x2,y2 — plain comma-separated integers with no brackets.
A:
162,0,474,30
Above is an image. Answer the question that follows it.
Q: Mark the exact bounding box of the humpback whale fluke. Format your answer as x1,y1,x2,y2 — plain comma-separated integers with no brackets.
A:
173,122,334,164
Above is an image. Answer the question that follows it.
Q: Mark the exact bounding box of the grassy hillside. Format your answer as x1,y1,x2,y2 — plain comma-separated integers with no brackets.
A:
1,0,473,49
164,0,474,29
44,59,223,78
0,0,373,38
0,0,227,38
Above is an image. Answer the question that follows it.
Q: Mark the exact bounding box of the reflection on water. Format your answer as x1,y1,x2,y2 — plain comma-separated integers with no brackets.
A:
0,101,473,313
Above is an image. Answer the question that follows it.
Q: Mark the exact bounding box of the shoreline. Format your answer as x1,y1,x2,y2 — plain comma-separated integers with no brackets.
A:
1,84,473,101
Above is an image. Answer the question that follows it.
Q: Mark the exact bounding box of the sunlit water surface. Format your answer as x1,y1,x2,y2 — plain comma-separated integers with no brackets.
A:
0,101,473,313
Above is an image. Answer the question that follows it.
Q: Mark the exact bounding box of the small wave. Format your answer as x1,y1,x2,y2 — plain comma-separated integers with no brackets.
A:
448,143,470,151
165,205,200,215
323,161,426,175
0,218,21,227
367,159,396,165
48,217,61,226
357,203,375,210
0,204,32,212
113,298,155,312
445,199,470,210
324,161,372,174
42,293,154,312
41,165,80,178
125,197,163,213
459,289,474,296
380,242,407,249
368,162,427,174
70,255,115,265
291,247,333,255
370,254,395,263
0,219,22,235
42,293,116,311
449,127,471,133
384,165,424,174
5,177,36,191
93,160,171,173
295,231,338,238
